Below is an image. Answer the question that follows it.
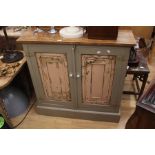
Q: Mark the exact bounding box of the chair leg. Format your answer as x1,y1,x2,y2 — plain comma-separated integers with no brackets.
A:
133,74,136,80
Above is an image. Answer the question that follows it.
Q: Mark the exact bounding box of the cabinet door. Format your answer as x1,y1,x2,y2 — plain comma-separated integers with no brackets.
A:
25,45,76,108
75,46,130,112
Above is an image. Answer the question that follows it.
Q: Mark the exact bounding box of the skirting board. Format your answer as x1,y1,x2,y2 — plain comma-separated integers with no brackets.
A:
36,105,120,122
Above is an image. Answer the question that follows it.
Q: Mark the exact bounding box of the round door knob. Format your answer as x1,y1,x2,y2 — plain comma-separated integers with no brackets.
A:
107,50,111,54
69,73,73,77
97,51,101,54
76,74,80,78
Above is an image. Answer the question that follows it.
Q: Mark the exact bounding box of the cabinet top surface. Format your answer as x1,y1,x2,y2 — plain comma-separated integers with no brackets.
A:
17,29,136,47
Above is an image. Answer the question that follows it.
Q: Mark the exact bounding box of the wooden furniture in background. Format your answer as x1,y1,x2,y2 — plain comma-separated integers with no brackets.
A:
0,56,26,127
0,56,26,89
126,78,155,129
151,26,155,39
17,29,136,122
0,27,26,50
87,26,118,40
0,27,33,127
123,51,150,99
0,58,35,128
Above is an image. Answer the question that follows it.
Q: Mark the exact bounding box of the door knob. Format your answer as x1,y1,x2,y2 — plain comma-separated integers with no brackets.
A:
97,51,101,54
76,74,80,78
69,73,73,77
107,50,111,54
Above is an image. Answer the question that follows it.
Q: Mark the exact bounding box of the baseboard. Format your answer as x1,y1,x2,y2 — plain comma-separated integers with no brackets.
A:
36,105,120,123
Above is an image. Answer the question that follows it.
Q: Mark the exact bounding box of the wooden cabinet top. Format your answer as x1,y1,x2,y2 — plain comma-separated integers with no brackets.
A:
17,29,136,47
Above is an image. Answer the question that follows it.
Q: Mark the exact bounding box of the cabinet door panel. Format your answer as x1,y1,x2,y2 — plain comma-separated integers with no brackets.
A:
82,55,115,105
36,54,71,101
75,45,130,112
36,53,71,102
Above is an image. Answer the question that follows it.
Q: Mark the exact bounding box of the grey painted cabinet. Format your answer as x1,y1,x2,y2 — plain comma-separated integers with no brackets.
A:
23,44,130,122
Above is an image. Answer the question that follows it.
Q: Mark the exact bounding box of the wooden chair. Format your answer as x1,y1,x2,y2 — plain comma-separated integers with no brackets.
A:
123,51,150,100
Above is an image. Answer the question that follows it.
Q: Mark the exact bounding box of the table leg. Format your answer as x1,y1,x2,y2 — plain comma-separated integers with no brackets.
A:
138,74,148,99
133,74,136,80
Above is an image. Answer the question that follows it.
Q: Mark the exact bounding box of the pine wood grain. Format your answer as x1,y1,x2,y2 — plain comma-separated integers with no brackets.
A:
17,28,136,47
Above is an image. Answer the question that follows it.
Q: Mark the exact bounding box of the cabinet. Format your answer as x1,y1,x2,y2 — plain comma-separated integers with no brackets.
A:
18,29,136,122
23,44,130,122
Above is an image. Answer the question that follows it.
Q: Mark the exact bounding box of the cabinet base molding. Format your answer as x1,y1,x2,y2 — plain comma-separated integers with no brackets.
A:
36,105,120,122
